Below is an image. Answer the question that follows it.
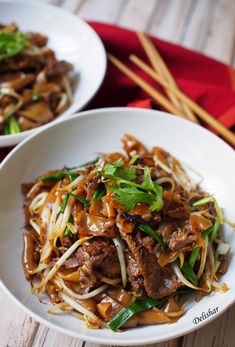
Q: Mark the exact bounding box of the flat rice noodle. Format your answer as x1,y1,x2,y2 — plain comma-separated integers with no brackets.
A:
121,134,149,157
75,210,116,238
105,287,132,307
190,215,212,234
158,247,191,267
98,295,138,327
79,298,97,313
22,233,39,280
89,200,103,217
116,213,136,234
101,194,117,218
136,309,175,325
97,302,112,320
152,147,171,167
164,296,180,312
58,269,80,282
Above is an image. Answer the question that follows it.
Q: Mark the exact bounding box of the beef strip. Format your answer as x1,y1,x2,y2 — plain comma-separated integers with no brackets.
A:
125,250,144,293
76,239,121,278
120,232,180,299
168,226,197,251
27,32,48,47
65,238,121,279
163,191,190,220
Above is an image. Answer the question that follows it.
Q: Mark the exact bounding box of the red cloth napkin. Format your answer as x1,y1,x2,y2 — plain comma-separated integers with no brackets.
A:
88,22,235,130
1,22,235,161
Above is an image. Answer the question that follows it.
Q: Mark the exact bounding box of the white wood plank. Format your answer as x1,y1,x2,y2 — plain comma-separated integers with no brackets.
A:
32,324,84,347
183,305,235,347
201,0,235,64
61,0,84,13
0,289,39,347
77,0,127,23
148,0,195,43
117,0,157,31
85,341,180,347
182,0,235,64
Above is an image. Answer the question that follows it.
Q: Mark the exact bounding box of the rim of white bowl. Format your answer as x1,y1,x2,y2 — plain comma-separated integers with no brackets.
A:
0,0,107,146
0,107,235,345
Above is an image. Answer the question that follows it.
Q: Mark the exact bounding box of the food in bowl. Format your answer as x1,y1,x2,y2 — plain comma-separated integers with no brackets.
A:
0,22,74,135
21,134,229,330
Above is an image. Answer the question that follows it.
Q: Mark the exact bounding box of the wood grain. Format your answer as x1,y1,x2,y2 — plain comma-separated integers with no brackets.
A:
1,0,235,346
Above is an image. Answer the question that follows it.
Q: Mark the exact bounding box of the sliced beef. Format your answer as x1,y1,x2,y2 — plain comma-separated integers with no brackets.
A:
27,32,48,47
168,226,198,252
157,219,197,252
125,250,144,293
163,191,190,220
45,60,72,77
136,231,158,254
75,239,121,279
120,232,180,299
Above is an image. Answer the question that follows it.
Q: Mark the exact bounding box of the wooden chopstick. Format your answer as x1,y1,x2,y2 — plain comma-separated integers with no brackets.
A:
129,54,235,146
108,53,186,119
108,53,235,147
137,32,199,124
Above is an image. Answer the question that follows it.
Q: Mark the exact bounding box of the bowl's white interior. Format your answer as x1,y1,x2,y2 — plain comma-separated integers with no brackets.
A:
0,108,234,345
0,0,106,146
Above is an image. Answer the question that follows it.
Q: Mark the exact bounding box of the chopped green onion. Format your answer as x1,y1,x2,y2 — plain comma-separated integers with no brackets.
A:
210,219,220,242
64,215,74,236
192,196,223,223
60,193,69,213
92,183,105,201
4,116,21,135
77,157,99,168
64,228,71,237
108,287,189,331
70,193,90,207
32,90,40,101
189,222,218,268
192,196,214,207
129,155,139,165
3,120,10,135
108,296,168,331
181,260,198,286
139,223,167,253
188,248,200,268
192,196,222,242
42,171,78,183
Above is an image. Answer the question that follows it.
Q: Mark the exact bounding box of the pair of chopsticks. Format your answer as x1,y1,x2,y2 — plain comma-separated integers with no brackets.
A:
108,32,235,147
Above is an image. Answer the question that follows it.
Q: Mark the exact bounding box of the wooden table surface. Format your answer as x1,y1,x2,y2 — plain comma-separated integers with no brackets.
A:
1,0,235,346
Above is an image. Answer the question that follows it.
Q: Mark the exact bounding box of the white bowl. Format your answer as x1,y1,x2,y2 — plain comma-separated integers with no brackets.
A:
0,0,106,147
0,108,235,345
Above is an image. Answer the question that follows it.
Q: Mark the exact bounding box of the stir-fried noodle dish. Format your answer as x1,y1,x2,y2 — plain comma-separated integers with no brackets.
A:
0,23,73,135
22,135,229,331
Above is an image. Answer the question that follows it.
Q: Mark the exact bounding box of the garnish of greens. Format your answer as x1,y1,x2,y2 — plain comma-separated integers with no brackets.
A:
42,170,79,183
100,161,163,212
0,31,28,61
3,116,21,135
139,223,167,253
108,288,189,331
